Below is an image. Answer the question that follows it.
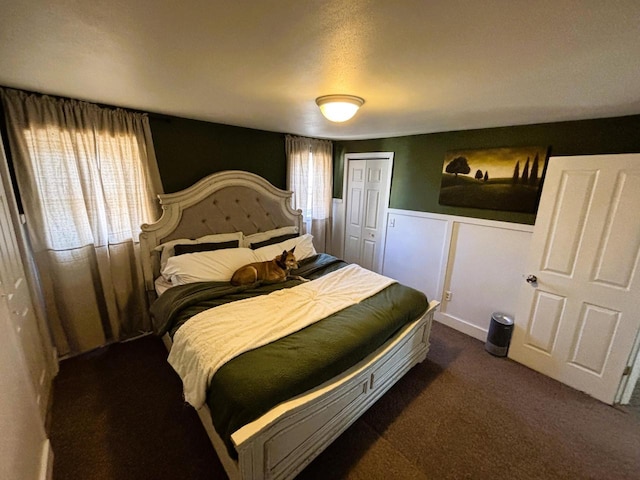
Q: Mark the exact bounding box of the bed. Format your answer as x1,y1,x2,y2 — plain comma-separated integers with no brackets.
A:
140,170,439,480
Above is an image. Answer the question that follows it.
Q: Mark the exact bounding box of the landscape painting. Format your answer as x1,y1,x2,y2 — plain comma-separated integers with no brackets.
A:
438,146,549,213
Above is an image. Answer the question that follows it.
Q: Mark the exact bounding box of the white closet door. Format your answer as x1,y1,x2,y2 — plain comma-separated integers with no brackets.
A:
344,159,366,266
343,154,393,273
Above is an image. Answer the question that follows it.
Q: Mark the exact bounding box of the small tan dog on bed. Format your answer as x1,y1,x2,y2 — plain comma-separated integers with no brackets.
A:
231,247,307,286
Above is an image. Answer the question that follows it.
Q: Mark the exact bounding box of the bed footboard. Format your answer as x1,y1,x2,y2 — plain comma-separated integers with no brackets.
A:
203,299,439,480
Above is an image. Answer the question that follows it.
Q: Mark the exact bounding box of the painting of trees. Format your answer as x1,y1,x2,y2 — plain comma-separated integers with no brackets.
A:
439,146,548,213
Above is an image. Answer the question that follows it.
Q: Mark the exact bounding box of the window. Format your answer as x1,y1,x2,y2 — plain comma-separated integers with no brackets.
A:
285,135,332,252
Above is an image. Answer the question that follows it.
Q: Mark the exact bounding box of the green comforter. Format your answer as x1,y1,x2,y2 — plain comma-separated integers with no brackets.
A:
151,254,428,457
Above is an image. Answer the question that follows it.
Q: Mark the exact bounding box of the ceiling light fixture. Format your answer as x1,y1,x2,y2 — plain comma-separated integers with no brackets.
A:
315,95,365,122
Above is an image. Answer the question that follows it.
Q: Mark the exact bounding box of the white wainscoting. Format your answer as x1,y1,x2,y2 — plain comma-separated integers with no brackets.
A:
382,211,450,303
331,204,533,342
382,209,533,342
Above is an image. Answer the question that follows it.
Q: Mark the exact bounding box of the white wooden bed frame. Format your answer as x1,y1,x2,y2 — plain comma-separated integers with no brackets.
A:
140,170,439,480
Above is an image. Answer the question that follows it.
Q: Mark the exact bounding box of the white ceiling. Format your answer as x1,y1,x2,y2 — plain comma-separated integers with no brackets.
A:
1,1,639,140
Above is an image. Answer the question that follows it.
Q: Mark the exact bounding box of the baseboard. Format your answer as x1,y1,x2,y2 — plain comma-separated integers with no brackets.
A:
39,439,54,480
435,312,488,343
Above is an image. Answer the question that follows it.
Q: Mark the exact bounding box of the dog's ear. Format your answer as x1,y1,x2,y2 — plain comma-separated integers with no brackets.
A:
289,246,296,253
281,250,288,258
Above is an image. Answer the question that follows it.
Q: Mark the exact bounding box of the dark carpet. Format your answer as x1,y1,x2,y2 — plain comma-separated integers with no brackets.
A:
50,323,640,480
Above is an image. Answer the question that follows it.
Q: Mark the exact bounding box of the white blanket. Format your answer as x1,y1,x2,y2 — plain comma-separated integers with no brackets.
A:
168,264,396,408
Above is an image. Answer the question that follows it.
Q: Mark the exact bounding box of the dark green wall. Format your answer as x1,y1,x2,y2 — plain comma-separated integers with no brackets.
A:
334,115,640,224
149,114,286,193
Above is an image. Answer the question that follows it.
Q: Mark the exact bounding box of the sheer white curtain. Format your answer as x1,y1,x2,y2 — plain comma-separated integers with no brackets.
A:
286,135,332,252
1,88,163,356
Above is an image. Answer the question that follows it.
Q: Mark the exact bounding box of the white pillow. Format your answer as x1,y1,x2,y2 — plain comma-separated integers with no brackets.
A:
154,276,173,296
154,232,244,270
253,234,316,263
162,247,257,285
243,226,299,248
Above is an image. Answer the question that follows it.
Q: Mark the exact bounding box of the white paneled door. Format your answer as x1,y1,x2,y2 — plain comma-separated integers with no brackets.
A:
0,165,51,418
509,154,640,404
343,154,393,273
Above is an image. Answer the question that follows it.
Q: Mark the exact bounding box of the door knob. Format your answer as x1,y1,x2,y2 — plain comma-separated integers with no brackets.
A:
526,274,538,284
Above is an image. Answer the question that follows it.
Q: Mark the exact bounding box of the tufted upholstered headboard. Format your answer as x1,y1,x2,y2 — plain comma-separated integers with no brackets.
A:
139,170,302,301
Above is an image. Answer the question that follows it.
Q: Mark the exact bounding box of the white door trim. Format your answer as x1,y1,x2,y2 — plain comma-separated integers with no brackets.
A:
617,328,640,404
342,152,394,273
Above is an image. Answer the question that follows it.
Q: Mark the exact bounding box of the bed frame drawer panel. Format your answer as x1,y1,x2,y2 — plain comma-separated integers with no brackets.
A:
370,319,431,391
264,378,370,478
